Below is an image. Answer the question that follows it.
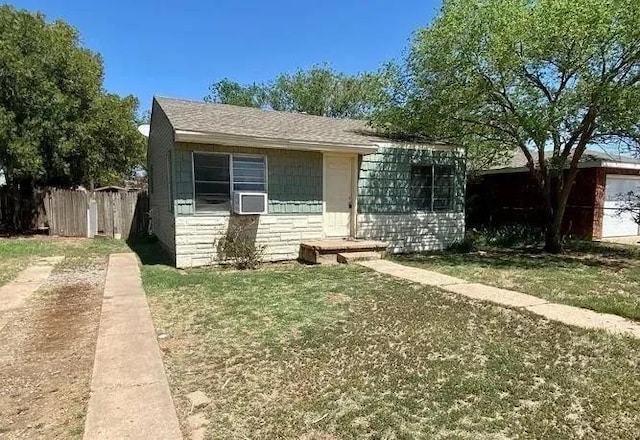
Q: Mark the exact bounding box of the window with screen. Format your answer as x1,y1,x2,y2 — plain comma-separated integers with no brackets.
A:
233,155,267,192
410,164,455,212
410,165,433,210
193,153,231,212
193,152,267,213
432,165,455,211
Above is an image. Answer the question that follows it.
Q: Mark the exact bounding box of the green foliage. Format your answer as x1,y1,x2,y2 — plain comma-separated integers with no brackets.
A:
205,64,389,118
372,0,640,250
474,225,546,248
0,6,146,188
446,235,479,253
206,78,265,108
446,226,546,253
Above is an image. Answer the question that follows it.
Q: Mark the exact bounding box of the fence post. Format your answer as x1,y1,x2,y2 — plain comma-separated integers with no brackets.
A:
88,198,98,238
112,193,121,239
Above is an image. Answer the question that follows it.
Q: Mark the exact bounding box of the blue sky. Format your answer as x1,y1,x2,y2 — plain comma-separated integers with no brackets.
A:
8,0,442,112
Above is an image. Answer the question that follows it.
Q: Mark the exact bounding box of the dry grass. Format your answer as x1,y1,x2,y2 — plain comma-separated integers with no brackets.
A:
393,241,640,321
0,237,129,288
141,251,640,439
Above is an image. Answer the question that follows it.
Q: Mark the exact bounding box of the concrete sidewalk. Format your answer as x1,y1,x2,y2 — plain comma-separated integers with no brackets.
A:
360,259,640,338
83,253,182,440
0,256,64,332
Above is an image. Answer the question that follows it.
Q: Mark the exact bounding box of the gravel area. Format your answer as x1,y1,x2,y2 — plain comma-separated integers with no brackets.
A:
0,256,107,439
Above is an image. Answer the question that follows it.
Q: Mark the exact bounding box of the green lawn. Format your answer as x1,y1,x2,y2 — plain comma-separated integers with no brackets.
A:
140,242,640,439
393,241,640,322
0,236,130,287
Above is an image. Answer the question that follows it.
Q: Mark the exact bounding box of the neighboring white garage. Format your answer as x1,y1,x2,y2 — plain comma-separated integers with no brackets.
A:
602,175,640,237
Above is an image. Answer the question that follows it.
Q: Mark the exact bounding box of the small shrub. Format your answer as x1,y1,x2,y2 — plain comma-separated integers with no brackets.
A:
216,217,266,269
478,225,545,248
446,235,480,253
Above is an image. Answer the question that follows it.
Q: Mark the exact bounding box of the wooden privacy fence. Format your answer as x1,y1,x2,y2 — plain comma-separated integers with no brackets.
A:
43,188,149,239
0,188,48,233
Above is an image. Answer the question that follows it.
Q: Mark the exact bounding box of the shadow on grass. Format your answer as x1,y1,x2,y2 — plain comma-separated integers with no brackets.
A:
394,240,640,272
126,235,174,267
565,239,640,260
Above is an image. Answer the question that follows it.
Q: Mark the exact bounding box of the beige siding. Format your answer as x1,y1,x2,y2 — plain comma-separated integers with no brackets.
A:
174,214,323,268
357,212,465,253
148,99,176,257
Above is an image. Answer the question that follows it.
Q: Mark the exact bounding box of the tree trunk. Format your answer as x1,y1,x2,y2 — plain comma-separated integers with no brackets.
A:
542,173,568,254
544,215,563,253
542,171,575,254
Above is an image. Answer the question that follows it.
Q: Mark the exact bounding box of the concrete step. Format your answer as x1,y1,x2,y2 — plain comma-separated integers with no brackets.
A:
299,240,388,264
337,251,382,264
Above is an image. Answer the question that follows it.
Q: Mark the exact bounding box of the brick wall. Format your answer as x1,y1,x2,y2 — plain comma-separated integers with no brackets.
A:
467,169,602,239
174,214,323,268
357,212,465,252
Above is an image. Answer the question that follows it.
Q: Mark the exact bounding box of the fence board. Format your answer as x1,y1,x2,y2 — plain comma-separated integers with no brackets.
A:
1,187,148,239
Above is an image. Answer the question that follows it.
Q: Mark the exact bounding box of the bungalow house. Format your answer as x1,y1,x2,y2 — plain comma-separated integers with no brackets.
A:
468,149,640,240
147,97,466,268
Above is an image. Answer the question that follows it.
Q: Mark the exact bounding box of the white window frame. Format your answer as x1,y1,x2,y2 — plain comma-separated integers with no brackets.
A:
191,151,268,214
231,153,268,193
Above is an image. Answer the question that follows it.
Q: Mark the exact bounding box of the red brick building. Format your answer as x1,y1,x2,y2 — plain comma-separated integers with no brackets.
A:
468,151,640,240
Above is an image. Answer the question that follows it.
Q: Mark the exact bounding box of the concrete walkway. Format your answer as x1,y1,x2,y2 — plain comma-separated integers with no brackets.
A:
0,256,64,332
83,253,182,440
360,259,640,338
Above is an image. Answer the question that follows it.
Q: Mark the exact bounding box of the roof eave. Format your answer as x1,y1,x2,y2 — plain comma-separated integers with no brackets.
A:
174,129,380,155
481,160,640,175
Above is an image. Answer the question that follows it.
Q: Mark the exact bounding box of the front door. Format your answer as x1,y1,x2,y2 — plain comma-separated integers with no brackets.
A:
325,155,353,237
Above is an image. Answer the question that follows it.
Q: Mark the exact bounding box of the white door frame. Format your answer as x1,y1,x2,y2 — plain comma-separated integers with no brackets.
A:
322,153,358,238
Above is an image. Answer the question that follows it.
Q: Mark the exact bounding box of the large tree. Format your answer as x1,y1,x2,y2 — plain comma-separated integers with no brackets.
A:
0,6,145,192
372,0,640,252
205,65,388,118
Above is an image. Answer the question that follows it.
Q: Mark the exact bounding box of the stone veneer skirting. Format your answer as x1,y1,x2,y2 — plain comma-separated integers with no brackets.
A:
356,212,465,253
175,214,324,268
174,212,464,268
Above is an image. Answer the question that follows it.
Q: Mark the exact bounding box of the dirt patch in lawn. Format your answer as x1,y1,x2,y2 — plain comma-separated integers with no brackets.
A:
0,257,106,439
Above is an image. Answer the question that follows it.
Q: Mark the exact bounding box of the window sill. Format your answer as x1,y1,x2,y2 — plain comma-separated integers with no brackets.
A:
193,211,233,217
411,210,461,214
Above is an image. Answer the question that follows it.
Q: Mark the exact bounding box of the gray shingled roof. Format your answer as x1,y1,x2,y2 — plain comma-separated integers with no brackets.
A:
494,148,640,170
155,96,389,146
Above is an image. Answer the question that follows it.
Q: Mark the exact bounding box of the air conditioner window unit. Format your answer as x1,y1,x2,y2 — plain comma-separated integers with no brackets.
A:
233,192,268,215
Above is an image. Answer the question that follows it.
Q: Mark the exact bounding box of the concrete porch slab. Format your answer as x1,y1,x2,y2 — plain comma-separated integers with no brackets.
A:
301,238,388,251
337,251,382,264
300,239,388,264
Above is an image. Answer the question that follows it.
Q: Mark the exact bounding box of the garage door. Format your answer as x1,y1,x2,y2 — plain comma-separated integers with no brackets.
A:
602,175,640,237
